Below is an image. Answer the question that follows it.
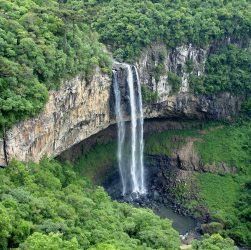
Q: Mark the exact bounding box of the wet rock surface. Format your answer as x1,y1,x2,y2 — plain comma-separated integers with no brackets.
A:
102,158,201,242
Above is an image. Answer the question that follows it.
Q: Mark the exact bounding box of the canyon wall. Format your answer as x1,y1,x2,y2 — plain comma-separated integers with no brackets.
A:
0,68,112,165
136,43,207,99
0,44,243,166
136,43,242,120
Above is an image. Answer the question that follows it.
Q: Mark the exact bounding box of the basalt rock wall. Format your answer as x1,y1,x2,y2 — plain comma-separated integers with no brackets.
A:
0,43,243,165
0,68,113,165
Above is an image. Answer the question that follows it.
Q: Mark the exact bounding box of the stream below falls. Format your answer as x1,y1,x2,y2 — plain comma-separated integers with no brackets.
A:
102,168,198,238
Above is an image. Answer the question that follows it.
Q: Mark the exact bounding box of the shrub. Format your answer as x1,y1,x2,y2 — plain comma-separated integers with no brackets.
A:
141,85,159,104
168,72,182,94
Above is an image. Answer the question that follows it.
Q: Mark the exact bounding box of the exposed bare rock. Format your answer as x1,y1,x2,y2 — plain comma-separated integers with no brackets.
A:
143,92,242,120
0,68,112,165
175,138,201,171
136,43,207,100
174,137,237,174
0,143,4,166
202,162,237,174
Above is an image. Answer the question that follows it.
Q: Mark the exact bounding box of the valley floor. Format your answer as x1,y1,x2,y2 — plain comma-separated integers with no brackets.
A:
75,119,251,248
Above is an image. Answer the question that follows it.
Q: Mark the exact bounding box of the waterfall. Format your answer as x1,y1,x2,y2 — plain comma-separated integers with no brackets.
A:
113,64,146,196
127,64,140,194
112,70,127,195
134,66,146,194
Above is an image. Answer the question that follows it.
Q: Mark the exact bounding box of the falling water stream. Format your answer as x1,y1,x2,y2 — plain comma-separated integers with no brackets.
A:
112,70,126,195
134,66,146,194
127,64,139,194
113,64,146,196
108,66,198,236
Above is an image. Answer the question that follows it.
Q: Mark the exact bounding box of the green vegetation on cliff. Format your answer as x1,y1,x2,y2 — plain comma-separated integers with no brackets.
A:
190,44,251,95
141,85,159,104
196,121,251,172
75,141,116,183
0,0,111,133
144,126,199,155
0,158,180,250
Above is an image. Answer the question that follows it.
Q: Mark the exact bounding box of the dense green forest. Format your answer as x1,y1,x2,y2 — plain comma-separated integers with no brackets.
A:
0,157,241,250
0,0,111,132
190,44,251,94
1,0,251,249
90,0,251,61
0,158,181,249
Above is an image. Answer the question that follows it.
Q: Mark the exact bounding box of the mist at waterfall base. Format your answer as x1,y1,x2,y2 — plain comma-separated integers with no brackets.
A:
103,65,197,235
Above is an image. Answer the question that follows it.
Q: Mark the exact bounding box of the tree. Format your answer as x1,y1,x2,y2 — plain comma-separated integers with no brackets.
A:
0,205,12,250
192,234,237,250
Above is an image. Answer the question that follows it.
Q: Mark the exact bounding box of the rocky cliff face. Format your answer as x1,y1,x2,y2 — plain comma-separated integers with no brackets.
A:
143,92,241,120
135,43,242,120
136,43,207,99
0,44,243,165
0,68,112,165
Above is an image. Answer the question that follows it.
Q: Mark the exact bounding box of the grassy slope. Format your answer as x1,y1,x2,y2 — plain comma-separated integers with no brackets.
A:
195,123,251,171
144,121,250,246
195,122,250,217
144,128,199,156
196,173,241,221
194,121,250,246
